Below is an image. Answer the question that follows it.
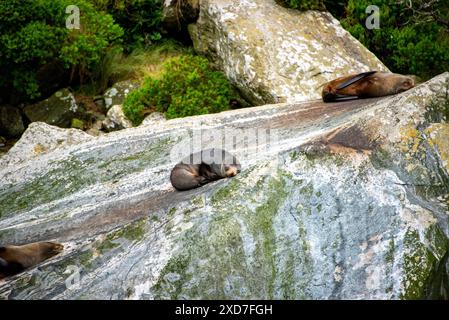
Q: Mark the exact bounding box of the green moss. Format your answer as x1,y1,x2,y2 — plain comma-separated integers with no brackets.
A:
152,168,291,299
95,239,119,254
400,228,448,300
300,183,314,197
279,253,296,299
71,118,85,130
0,137,173,218
94,218,146,254
152,254,191,299
191,196,205,207
210,177,240,205
385,238,395,265
290,150,299,161
107,218,146,242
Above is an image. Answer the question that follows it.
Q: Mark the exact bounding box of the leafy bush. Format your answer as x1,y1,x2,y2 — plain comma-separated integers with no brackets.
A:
123,55,237,124
89,0,163,51
340,0,449,80
0,0,123,102
275,0,326,11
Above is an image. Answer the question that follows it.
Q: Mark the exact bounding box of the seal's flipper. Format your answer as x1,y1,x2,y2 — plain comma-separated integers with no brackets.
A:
323,93,358,102
336,71,377,90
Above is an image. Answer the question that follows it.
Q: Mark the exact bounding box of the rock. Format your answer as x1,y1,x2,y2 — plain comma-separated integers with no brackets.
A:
86,119,106,137
103,80,140,111
0,122,92,167
188,0,388,105
162,0,200,32
23,89,80,128
0,105,25,138
141,112,166,127
102,105,134,132
0,74,448,299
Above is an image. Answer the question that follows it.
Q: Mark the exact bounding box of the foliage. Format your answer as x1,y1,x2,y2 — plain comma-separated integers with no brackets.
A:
123,55,237,124
76,40,190,96
340,0,449,80
0,0,123,102
275,0,326,11
89,0,163,51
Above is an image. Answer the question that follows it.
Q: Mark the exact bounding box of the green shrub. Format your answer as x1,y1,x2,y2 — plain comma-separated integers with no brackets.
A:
275,0,326,11
0,0,123,102
89,0,163,51
340,0,449,80
123,55,237,124
77,40,190,96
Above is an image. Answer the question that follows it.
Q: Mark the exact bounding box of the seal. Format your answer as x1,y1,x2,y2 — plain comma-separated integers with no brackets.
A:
170,148,241,191
322,71,415,102
0,242,64,279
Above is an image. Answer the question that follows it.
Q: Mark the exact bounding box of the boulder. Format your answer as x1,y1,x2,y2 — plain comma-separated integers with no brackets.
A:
141,112,166,127
0,105,25,138
0,122,92,167
102,105,134,132
188,0,388,105
103,80,140,111
0,74,448,299
23,89,80,128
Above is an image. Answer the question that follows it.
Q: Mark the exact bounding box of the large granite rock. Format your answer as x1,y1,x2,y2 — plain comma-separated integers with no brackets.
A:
188,0,388,105
23,89,80,128
0,122,92,167
0,74,448,300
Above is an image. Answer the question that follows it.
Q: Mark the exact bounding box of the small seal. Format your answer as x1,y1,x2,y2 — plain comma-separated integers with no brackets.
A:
0,242,64,279
322,71,415,102
170,148,241,191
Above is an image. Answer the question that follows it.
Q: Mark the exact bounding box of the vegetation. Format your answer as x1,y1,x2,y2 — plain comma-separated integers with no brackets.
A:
0,0,123,102
77,39,188,96
275,0,326,11
340,0,449,80
89,0,164,52
123,55,237,124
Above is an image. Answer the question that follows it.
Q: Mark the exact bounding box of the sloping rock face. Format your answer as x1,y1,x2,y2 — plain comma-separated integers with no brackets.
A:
0,74,448,300
188,0,388,105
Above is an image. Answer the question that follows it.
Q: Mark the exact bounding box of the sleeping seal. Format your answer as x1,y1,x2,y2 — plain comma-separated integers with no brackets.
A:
322,71,415,102
170,148,241,191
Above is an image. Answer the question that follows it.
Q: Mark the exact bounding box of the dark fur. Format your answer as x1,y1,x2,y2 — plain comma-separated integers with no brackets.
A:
170,148,241,191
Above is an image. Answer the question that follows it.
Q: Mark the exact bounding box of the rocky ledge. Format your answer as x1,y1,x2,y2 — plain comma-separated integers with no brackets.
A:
0,73,448,299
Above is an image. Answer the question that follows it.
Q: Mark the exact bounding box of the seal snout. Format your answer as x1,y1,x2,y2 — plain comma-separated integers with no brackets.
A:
52,243,64,254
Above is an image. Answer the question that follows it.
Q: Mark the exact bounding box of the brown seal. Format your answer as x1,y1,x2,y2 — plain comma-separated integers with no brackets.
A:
0,242,64,279
322,71,415,102
170,148,241,191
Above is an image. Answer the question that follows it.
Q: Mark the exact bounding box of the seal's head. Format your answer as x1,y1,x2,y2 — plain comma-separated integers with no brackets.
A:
223,163,241,177
395,75,415,93
42,242,64,257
